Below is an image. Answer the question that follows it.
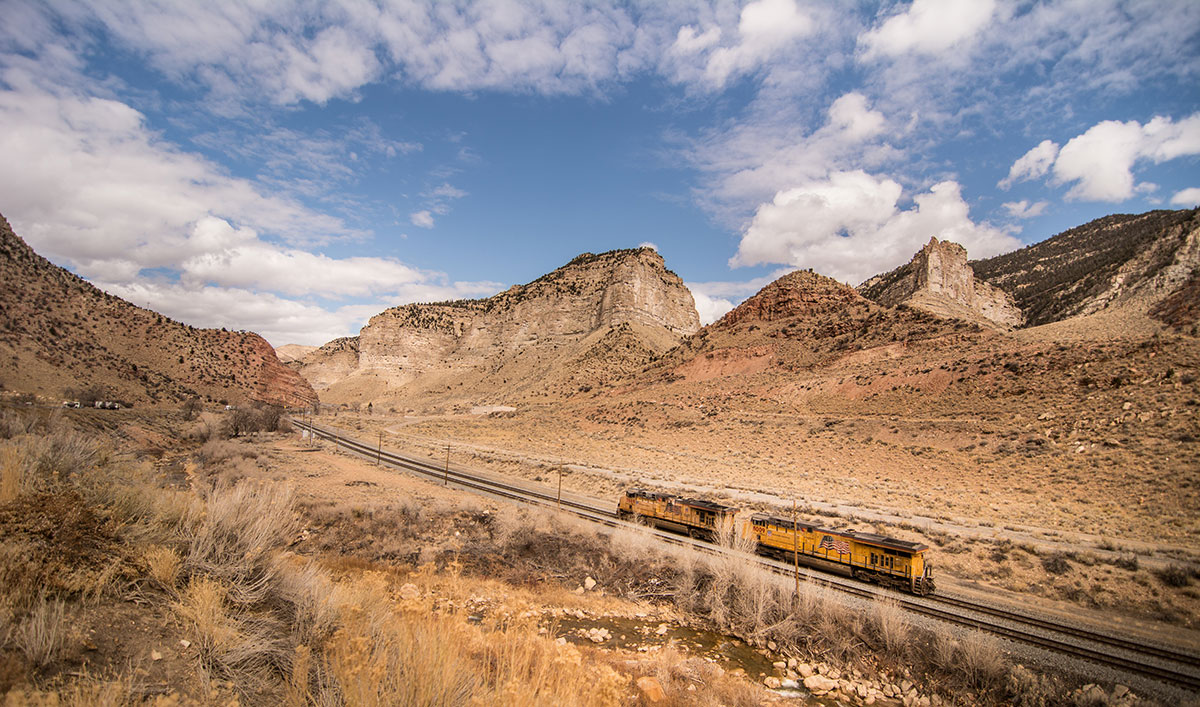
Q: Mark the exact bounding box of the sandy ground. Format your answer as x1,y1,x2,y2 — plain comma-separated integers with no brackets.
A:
267,422,1200,657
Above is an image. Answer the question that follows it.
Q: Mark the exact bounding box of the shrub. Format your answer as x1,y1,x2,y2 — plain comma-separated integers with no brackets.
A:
1041,553,1072,575
1155,564,1192,588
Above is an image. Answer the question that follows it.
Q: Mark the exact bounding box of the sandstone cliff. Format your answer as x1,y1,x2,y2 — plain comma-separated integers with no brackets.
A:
859,238,1023,328
0,214,316,407
316,247,700,407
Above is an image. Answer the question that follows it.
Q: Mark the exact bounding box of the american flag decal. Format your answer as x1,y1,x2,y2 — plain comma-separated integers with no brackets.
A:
820,535,851,555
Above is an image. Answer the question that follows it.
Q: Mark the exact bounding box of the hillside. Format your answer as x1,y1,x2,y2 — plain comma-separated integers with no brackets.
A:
0,214,315,407
314,247,700,409
657,269,980,381
971,208,1200,326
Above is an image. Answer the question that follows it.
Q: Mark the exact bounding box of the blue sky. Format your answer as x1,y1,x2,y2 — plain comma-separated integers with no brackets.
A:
1,1,1198,345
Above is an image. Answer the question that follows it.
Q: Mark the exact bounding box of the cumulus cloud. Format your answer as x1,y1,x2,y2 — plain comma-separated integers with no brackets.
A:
1001,200,1049,219
860,0,995,59
1172,187,1200,206
998,139,1059,189
0,64,500,344
1003,113,1200,202
687,91,894,224
731,171,1019,285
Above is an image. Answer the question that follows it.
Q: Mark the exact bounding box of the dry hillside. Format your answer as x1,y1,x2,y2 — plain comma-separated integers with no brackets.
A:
0,215,315,407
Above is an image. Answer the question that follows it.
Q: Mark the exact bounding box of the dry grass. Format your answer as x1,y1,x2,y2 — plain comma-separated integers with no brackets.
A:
145,545,182,591
16,596,68,667
184,481,298,605
872,597,910,659
174,575,287,685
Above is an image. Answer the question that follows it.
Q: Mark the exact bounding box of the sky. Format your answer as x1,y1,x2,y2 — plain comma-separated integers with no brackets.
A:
1,0,1198,346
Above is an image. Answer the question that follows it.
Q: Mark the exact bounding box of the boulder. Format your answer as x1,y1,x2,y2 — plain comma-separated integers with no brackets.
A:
804,675,838,695
584,576,597,591
636,676,665,703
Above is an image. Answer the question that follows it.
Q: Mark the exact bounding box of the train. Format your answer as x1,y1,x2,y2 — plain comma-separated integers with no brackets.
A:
617,488,935,595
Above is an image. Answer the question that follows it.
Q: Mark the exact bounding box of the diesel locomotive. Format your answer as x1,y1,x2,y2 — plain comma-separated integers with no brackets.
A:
618,489,935,595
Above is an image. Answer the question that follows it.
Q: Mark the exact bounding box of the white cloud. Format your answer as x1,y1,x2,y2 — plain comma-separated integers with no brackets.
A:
686,91,896,224
827,92,885,141
1049,114,1200,201
1171,187,1200,206
0,65,357,271
998,139,1059,189
1001,200,1049,219
688,289,735,326
668,0,814,88
860,0,995,59
410,210,435,228
0,63,501,345
732,171,1019,285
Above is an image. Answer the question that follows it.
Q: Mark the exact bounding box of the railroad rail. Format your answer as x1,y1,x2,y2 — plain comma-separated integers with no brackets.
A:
301,420,1200,692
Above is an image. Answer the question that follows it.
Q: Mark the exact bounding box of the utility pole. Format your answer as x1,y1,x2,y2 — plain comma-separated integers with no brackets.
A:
792,498,800,602
444,444,450,486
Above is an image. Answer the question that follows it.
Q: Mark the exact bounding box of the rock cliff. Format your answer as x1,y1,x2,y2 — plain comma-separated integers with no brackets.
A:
316,247,700,406
859,238,1023,328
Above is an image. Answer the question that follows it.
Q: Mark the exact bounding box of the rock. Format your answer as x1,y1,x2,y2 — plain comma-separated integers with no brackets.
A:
1123,401,1133,411
555,637,567,646
865,696,875,705
655,624,670,636
584,576,597,591
1083,685,1106,702
772,661,786,670
636,676,666,703
804,675,838,695
787,657,798,669
151,650,163,661
901,679,913,693
858,236,1023,328
399,583,420,600
786,669,797,679
574,586,585,594
764,677,781,689
1113,684,1129,699
828,668,841,680
781,679,799,689
767,640,778,651
179,639,191,648
797,663,814,678
856,683,869,698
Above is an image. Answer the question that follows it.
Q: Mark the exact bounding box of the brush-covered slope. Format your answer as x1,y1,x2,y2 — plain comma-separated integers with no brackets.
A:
971,208,1200,326
0,214,315,407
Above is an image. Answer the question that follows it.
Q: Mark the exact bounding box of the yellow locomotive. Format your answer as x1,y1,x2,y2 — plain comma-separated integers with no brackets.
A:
617,490,935,595
616,489,737,542
747,514,935,595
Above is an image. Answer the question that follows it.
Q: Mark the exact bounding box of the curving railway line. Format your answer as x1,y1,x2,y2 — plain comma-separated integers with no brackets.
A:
300,420,1200,693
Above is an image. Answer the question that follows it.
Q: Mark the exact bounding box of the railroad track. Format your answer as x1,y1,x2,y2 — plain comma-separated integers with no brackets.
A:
302,420,1200,692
